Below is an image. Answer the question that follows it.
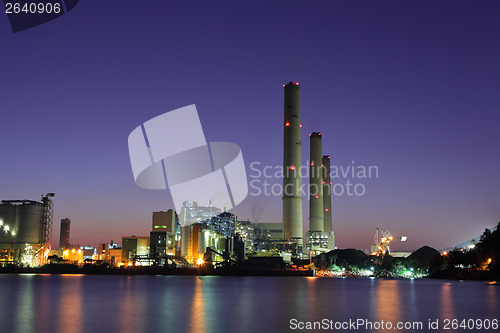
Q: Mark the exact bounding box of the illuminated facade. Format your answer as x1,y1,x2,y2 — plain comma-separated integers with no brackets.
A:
122,236,149,262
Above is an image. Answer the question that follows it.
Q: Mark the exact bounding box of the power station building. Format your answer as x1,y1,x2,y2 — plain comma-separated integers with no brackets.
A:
59,218,71,249
150,209,179,261
0,193,55,266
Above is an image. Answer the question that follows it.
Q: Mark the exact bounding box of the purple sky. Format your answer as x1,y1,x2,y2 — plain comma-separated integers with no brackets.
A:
1,1,499,252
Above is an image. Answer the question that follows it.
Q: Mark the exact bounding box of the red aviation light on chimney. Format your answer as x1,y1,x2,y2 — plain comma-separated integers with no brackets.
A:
310,161,314,166
290,166,295,170
322,181,325,184
315,195,319,199
285,122,290,127
325,208,329,212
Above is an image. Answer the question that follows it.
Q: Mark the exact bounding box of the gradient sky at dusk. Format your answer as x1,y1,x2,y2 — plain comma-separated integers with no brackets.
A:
1,1,499,251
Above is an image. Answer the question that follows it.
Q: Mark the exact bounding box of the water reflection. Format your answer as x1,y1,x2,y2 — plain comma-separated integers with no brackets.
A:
57,275,83,333
440,282,454,319
486,283,498,318
188,277,206,333
375,279,402,327
15,274,34,333
119,277,136,333
1,275,499,332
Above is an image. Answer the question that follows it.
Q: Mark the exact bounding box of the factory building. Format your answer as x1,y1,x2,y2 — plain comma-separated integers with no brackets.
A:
180,212,245,264
122,236,149,263
282,82,303,245
150,210,179,262
257,223,283,241
97,241,122,266
179,201,221,226
152,209,178,232
0,193,54,266
59,218,71,249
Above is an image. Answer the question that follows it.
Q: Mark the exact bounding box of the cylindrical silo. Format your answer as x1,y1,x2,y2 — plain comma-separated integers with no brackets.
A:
0,203,17,244
17,203,42,244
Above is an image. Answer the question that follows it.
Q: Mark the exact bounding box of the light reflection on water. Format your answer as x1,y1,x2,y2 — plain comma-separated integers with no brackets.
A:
0,275,498,333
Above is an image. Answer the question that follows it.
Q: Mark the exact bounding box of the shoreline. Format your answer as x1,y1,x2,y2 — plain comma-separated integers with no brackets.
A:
1,265,498,281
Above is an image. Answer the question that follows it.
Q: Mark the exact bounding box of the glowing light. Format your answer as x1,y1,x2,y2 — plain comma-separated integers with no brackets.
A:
128,262,133,266
300,124,302,127
197,258,204,265
442,251,448,256
285,122,290,127
4,226,9,232
315,195,319,199
322,181,325,184
0,220,3,225
310,161,314,166
290,166,295,170
325,208,329,211
11,231,16,236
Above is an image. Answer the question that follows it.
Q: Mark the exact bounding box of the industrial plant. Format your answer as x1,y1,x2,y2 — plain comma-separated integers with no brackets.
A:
0,82,341,268
0,193,55,266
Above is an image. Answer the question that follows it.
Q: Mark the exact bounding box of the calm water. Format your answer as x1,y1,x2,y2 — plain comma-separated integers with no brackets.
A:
0,274,498,333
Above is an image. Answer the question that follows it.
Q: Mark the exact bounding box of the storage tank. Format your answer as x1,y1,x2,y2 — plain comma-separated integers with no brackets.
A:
0,204,17,244
16,203,42,244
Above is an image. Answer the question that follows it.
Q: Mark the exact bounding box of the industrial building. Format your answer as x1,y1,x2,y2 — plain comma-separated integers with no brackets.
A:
97,241,122,266
150,210,179,263
180,212,245,264
179,201,221,226
0,193,55,266
122,236,149,263
59,218,70,249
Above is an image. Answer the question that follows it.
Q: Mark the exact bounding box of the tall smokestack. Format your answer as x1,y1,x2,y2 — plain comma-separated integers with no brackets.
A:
283,82,302,244
322,155,332,232
309,132,324,232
